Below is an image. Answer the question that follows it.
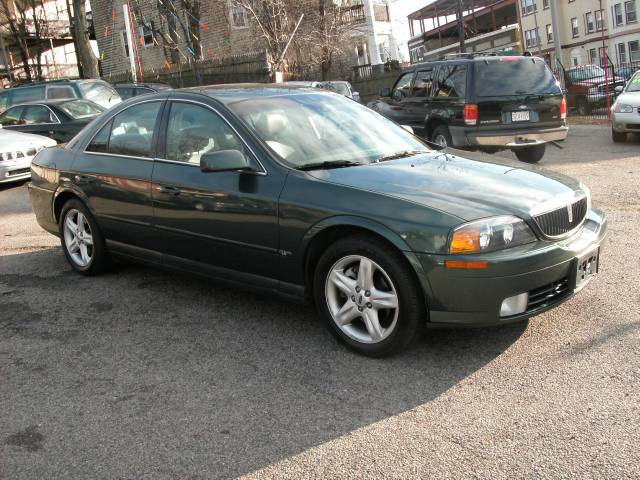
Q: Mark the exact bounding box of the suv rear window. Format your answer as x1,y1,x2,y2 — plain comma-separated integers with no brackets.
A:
11,86,46,104
474,57,561,97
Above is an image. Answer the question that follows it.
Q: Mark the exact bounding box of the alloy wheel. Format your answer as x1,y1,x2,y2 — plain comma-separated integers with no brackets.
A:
325,255,399,344
63,209,94,267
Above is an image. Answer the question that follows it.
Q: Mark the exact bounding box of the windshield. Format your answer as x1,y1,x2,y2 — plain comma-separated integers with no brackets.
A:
475,57,561,96
58,100,105,119
568,66,605,82
79,81,120,103
627,72,640,92
324,82,350,95
229,93,429,168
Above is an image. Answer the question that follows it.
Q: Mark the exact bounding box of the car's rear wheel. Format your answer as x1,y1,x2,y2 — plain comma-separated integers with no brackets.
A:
514,144,546,163
313,235,424,357
59,199,111,275
612,130,627,143
432,125,453,148
577,98,592,116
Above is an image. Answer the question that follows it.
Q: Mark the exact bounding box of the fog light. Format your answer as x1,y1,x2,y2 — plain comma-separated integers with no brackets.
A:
500,292,529,317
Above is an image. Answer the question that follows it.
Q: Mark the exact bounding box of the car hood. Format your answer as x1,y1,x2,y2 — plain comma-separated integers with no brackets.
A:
616,91,640,107
307,151,585,221
0,129,57,150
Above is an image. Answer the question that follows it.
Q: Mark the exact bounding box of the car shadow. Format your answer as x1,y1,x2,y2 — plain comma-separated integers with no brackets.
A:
1,248,527,479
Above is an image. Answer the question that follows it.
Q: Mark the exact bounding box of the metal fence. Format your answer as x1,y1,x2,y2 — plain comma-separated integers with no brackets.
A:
554,59,638,121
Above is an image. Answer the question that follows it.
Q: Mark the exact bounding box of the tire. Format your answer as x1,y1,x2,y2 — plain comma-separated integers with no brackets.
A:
612,130,627,143
577,98,592,116
514,144,546,163
431,125,453,148
59,198,111,275
313,234,425,357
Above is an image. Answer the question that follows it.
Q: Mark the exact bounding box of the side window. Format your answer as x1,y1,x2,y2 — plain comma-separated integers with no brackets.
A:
391,73,415,101
165,102,247,165
435,65,468,98
86,119,113,153
46,86,76,100
412,69,434,97
11,86,45,104
0,91,8,112
108,102,162,157
0,107,24,126
22,105,56,124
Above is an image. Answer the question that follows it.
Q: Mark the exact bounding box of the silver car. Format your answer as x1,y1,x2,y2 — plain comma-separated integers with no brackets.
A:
0,127,56,183
612,71,640,142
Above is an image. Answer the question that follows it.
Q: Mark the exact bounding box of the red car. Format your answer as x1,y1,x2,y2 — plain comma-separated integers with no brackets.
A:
564,65,624,115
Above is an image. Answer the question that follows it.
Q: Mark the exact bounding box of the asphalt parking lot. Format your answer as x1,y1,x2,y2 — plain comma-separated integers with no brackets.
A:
1,125,638,479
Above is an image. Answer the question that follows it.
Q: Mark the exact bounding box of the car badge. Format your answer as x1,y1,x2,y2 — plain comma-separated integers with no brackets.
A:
567,203,573,223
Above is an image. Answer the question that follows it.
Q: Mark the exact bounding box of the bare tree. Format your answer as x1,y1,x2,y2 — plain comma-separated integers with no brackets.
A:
70,0,99,77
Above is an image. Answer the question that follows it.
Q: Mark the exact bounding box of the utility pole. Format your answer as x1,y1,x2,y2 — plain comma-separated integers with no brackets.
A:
599,0,611,118
549,0,563,86
123,3,137,83
457,0,465,53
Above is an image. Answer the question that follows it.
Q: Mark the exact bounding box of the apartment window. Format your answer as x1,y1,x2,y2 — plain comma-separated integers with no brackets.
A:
546,24,553,43
525,28,539,48
589,48,598,65
229,2,248,28
614,3,624,25
543,0,549,8
373,4,390,22
595,10,604,30
585,12,595,33
141,22,154,47
121,31,130,58
598,47,608,67
625,1,637,23
618,43,627,63
521,0,536,15
571,17,579,37
630,40,640,62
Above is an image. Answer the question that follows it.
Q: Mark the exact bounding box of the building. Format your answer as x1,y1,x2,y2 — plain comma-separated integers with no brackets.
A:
0,0,85,82
605,0,639,65
407,0,523,63
90,0,408,80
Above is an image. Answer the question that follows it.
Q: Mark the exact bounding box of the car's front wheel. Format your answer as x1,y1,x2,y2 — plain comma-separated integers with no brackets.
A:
514,144,546,163
313,235,424,357
431,125,453,148
59,199,111,275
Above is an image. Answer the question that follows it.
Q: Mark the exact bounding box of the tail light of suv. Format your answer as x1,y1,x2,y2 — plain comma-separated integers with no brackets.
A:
464,104,478,126
560,96,567,120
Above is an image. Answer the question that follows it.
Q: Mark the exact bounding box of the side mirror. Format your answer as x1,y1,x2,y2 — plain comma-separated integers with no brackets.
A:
379,87,391,97
615,85,623,93
200,149,252,173
401,125,414,135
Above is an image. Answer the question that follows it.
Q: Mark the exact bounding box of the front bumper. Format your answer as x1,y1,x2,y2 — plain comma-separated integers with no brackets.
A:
452,125,568,149
416,208,607,326
0,156,33,183
611,111,640,133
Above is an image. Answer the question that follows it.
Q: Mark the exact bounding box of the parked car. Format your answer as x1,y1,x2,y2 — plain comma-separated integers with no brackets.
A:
321,81,361,102
0,99,105,143
28,85,607,356
564,65,625,115
113,82,173,100
368,54,568,163
0,79,121,113
284,81,322,88
0,128,56,183
615,65,639,81
611,71,640,142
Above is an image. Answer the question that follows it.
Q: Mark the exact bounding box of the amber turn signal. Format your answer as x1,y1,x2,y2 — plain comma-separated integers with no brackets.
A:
445,261,489,270
449,227,481,254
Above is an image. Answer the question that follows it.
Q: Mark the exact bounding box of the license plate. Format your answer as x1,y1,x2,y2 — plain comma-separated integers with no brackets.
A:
512,111,530,122
575,247,599,291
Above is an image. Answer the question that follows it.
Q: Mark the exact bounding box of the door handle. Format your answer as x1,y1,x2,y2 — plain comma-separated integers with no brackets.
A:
74,174,94,185
158,185,181,195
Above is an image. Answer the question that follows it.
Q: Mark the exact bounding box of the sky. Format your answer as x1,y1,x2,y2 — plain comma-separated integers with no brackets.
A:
390,0,435,61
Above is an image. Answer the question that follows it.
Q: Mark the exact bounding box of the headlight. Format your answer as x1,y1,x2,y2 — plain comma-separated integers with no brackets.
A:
614,103,634,113
0,151,24,161
449,216,536,254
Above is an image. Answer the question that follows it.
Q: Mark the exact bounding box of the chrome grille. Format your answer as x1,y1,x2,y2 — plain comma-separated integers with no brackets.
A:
527,277,570,312
533,197,588,238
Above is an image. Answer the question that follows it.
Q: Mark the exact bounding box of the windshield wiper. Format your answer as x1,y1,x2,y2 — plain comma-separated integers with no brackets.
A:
296,160,363,171
375,150,428,163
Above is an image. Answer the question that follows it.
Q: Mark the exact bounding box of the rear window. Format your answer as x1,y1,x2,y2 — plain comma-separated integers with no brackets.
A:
474,57,561,97
58,100,105,119
79,81,120,103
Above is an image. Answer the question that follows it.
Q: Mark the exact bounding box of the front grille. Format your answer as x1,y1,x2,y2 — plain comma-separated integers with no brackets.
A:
7,168,30,177
527,277,570,312
533,197,588,238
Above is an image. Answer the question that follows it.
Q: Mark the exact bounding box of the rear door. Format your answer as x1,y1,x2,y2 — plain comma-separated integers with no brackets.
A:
403,67,435,130
472,57,563,131
429,63,468,131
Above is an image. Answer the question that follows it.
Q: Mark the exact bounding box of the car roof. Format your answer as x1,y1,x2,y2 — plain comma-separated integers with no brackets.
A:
114,82,172,89
4,98,96,108
185,83,328,104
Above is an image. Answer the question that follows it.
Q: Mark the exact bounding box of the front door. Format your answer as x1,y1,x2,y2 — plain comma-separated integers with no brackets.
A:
72,100,164,255
151,99,284,285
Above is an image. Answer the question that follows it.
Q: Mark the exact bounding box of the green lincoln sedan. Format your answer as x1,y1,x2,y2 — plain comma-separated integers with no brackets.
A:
28,85,607,356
